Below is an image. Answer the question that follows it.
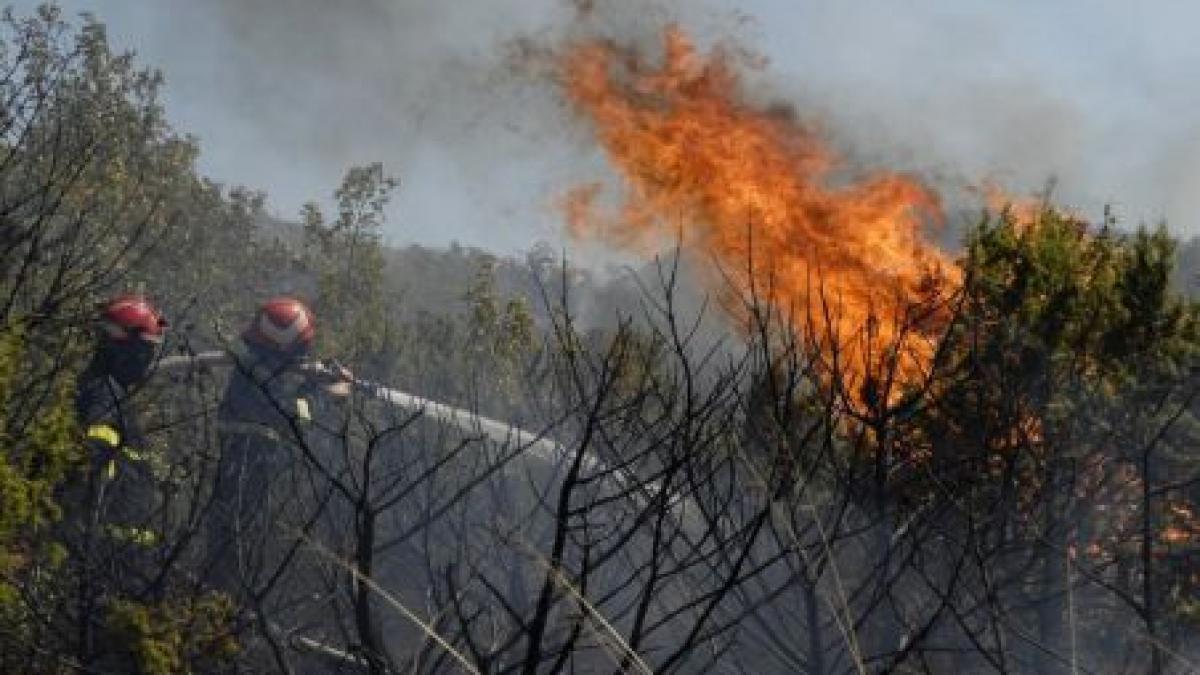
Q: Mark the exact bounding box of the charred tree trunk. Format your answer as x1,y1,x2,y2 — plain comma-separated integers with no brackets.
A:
354,505,387,674
1036,460,1068,675
1140,448,1163,675
804,573,826,675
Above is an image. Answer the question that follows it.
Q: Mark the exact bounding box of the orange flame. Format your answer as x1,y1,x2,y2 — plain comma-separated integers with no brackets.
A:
978,182,1045,231
560,27,960,400
975,181,1089,234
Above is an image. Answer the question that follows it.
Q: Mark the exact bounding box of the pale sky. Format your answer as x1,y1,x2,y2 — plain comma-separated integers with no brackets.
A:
16,1,1200,254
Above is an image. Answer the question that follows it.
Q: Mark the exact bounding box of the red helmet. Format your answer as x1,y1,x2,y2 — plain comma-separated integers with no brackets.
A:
244,296,315,355
98,294,167,344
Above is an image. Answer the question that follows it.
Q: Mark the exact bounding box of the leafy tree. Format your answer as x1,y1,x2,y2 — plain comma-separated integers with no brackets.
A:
0,327,79,672
904,207,1200,673
302,162,398,366
0,7,243,671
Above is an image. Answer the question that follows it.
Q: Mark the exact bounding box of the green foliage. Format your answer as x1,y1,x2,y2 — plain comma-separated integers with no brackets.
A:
962,212,1197,388
105,593,239,674
462,256,536,387
303,162,398,363
919,209,1199,473
0,328,78,540
0,7,259,669
914,205,1200,649
0,326,80,672
0,327,78,564
0,5,196,326
133,184,295,348
7,3,1200,671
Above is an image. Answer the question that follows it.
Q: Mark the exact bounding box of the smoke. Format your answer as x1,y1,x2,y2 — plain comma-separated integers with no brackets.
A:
720,0,1200,234
525,0,1200,241
201,1,540,158
30,0,1200,252
187,1,565,249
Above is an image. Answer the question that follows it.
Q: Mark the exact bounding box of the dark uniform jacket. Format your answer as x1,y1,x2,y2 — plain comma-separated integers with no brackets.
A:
207,341,327,591
76,365,143,458
73,362,155,542
63,358,160,669
217,341,321,443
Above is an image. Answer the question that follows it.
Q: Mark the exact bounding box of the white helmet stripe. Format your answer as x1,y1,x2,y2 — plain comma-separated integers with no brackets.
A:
100,320,129,341
258,308,310,347
108,299,144,314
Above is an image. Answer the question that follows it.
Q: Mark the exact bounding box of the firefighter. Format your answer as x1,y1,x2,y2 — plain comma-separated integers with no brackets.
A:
70,294,167,662
206,296,351,593
75,294,167,538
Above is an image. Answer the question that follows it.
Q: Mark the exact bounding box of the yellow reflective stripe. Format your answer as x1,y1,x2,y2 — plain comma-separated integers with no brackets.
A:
295,398,312,421
86,424,121,448
103,459,117,480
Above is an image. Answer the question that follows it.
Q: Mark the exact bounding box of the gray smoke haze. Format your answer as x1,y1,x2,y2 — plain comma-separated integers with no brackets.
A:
19,0,1200,253
731,0,1200,233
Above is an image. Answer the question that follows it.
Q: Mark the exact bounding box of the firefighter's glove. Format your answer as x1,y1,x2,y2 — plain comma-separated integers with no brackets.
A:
318,359,355,398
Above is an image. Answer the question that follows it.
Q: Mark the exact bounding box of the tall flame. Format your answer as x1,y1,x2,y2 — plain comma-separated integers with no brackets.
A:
560,27,960,400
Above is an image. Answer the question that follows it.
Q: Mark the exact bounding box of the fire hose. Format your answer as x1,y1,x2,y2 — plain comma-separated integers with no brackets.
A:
153,349,691,669
154,349,683,514
156,351,564,459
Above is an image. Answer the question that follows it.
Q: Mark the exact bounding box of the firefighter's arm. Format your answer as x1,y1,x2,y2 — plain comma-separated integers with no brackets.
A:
87,426,158,547
299,359,354,398
324,362,354,397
